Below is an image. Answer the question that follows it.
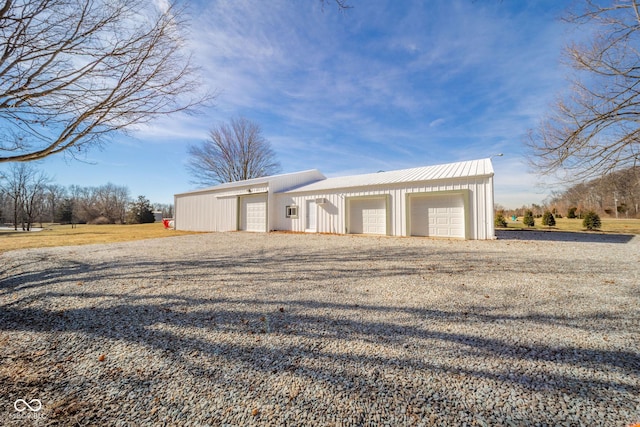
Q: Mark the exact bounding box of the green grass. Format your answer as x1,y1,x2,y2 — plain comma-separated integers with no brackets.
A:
0,223,202,254
501,217,640,234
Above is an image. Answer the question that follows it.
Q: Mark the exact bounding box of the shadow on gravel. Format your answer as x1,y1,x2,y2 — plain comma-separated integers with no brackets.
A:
1,241,639,424
0,244,626,293
495,229,636,243
2,297,638,389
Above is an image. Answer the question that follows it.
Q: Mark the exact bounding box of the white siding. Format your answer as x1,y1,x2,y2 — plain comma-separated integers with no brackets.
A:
174,191,238,232
174,170,324,232
175,160,496,239
275,176,494,239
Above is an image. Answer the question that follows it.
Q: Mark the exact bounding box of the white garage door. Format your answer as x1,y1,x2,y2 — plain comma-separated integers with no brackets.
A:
240,194,267,232
410,195,465,238
349,198,387,235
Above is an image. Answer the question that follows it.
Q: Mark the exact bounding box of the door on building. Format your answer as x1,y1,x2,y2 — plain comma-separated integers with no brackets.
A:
409,194,465,238
305,200,316,232
240,194,267,232
348,197,387,235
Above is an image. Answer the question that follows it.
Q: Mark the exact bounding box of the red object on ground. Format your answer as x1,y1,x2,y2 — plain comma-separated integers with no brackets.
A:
162,219,170,229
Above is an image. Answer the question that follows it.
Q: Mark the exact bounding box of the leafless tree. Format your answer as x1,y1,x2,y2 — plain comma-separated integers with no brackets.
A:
154,203,174,218
187,117,281,185
527,0,640,182
0,164,25,229
20,168,50,229
0,163,50,230
68,183,129,223
546,165,640,217
0,0,209,164
43,183,66,223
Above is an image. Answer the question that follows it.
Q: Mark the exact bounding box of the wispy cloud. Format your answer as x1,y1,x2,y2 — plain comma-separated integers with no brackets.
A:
106,0,575,206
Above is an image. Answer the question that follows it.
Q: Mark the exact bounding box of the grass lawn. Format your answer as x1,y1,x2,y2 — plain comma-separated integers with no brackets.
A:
502,217,640,235
0,223,202,254
1,217,638,255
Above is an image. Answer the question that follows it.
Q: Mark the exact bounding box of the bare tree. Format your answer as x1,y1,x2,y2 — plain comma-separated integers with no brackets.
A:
0,0,209,163
187,117,281,185
0,163,50,230
527,0,640,182
0,164,26,229
154,202,174,218
44,183,67,223
67,183,129,224
20,168,50,230
93,183,130,224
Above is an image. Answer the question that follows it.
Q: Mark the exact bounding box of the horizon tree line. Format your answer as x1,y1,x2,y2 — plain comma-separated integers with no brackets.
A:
496,166,640,220
0,164,173,230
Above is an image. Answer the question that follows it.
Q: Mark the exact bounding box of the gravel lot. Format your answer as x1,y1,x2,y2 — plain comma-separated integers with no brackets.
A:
1,231,639,426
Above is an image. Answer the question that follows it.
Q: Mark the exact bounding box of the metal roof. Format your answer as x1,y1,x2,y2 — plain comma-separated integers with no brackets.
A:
175,169,325,196
283,159,494,193
175,159,494,197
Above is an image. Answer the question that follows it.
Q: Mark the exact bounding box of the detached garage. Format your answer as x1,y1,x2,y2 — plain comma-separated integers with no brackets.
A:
175,158,496,240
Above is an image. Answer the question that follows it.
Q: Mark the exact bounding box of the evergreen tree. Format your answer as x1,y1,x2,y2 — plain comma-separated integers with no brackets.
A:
567,207,577,219
494,213,507,228
523,210,535,227
127,196,155,224
542,211,556,227
56,198,74,224
582,211,601,231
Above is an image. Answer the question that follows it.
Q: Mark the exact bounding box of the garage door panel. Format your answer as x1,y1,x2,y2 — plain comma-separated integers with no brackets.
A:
349,198,387,235
240,195,267,232
410,194,465,238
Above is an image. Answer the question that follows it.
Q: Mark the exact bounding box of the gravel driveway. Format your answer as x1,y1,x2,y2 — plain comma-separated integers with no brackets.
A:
1,231,638,426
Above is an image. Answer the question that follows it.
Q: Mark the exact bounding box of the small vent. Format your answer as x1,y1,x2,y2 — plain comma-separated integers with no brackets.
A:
315,198,328,205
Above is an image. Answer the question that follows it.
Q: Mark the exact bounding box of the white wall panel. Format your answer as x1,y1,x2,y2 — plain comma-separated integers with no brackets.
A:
177,168,495,239
277,176,494,239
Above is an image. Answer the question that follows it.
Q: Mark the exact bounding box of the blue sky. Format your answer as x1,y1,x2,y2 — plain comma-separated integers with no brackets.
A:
37,0,573,208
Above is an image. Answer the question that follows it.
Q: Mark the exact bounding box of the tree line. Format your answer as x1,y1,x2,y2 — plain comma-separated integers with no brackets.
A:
546,167,639,219
0,164,173,231
497,166,640,220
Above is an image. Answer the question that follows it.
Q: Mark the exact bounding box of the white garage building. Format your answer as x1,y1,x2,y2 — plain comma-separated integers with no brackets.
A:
174,158,497,240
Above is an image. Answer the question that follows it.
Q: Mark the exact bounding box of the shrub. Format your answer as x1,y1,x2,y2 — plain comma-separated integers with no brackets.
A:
567,207,577,219
582,211,601,230
542,211,556,227
523,210,535,227
494,213,507,228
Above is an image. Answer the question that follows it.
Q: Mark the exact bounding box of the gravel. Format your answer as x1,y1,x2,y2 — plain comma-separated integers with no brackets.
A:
1,230,639,426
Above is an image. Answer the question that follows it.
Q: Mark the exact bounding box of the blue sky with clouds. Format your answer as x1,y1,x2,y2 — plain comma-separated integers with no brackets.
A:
36,0,574,208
